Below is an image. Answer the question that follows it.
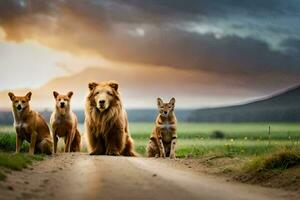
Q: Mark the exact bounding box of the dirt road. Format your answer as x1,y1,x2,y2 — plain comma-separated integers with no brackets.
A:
0,153,297,200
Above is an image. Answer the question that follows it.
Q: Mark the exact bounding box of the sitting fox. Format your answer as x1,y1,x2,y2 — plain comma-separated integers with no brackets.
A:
147,97,177,159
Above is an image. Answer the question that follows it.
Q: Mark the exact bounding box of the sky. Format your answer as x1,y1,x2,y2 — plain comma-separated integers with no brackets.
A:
0,0,300,109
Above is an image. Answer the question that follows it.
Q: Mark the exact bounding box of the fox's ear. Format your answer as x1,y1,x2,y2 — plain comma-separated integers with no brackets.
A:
169,97,176,106
67,91,73,98
109,81,118,91
53,91,59,98
8,92,15,101
88,82,98,91
26,92,32,101
157,98,163,107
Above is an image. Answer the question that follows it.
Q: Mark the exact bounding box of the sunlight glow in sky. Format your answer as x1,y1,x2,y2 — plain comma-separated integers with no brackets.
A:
0,1,299,109
0,39,66,90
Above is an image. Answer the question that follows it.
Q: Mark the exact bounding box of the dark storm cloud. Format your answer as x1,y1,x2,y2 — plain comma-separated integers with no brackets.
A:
0,0,300,77
281,38,300,54
97,28,300,75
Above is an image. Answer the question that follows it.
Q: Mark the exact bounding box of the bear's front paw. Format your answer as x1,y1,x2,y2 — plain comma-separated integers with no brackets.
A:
89,149,99,156
106,150,120,156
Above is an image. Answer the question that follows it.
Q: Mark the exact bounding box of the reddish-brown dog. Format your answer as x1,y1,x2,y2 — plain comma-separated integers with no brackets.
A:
50,91,81,153
8,92,53,155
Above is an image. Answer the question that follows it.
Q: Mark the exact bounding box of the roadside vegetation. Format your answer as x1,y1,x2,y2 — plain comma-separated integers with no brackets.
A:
0,126,43,181
0,123,299,189
130,123,300,157
130,122,300,191
0,153,43,181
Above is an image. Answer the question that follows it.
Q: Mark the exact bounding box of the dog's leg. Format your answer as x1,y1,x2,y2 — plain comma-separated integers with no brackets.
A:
29,131,38,155
15,134,23,153
64,132,72,153
169,136,177,159
158,137,166,158
146,137,159,157
156,128,166,158
53,133,58,153
70,129,81,152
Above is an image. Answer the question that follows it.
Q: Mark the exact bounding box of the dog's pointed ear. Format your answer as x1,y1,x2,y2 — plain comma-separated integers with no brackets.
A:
157,97,163,107
8,92,15,101
53,91,59,98
26,92,32,101
169,97,176,106
109,81,118,91
88,82,98,91
67,91,73,98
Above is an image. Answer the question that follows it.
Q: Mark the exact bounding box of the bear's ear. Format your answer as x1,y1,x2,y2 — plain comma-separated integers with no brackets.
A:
157,97,164,107
67,91,73,98
88,82,98,91
53,91,59,98
8,92,15,101
109,82,119,91
26,92,32,101
169,97,176,106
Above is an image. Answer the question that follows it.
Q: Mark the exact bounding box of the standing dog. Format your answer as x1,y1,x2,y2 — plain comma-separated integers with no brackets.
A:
50,91,81,153
8,92,53,155
147,98,177,158
85,81,136,156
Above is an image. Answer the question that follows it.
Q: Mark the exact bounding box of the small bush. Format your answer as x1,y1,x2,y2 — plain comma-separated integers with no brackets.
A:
210,131,225,139
245,147,300,172
263,149,300,170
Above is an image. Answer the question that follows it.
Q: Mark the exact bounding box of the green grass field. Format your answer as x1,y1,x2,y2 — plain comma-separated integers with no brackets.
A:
1,123,299,157
129,123,300,157
0,123,299,183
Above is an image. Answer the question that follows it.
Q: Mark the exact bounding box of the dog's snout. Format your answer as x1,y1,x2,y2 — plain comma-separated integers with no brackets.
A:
60,102,65,108
99,100,105,105
17,105,22,110
164,111,168,115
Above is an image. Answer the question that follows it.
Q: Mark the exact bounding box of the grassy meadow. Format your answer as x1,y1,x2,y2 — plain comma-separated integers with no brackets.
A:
130,123,300,158
0,122,299,157
0,122,299,184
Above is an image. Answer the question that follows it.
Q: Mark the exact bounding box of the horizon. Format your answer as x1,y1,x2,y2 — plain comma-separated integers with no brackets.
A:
1,83,298,111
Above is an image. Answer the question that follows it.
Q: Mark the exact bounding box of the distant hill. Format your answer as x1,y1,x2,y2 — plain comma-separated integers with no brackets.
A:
1,86,299,124
0,109,193,125
188,85,300,122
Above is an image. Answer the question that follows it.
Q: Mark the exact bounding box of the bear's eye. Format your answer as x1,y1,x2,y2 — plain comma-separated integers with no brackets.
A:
107,91,113,96
22,101,26,104
95,92,99,95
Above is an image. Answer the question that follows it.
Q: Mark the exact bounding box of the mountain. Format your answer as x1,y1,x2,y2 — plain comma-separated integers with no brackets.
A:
1,85,299,124
188,85,300,122
0,109,194,125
